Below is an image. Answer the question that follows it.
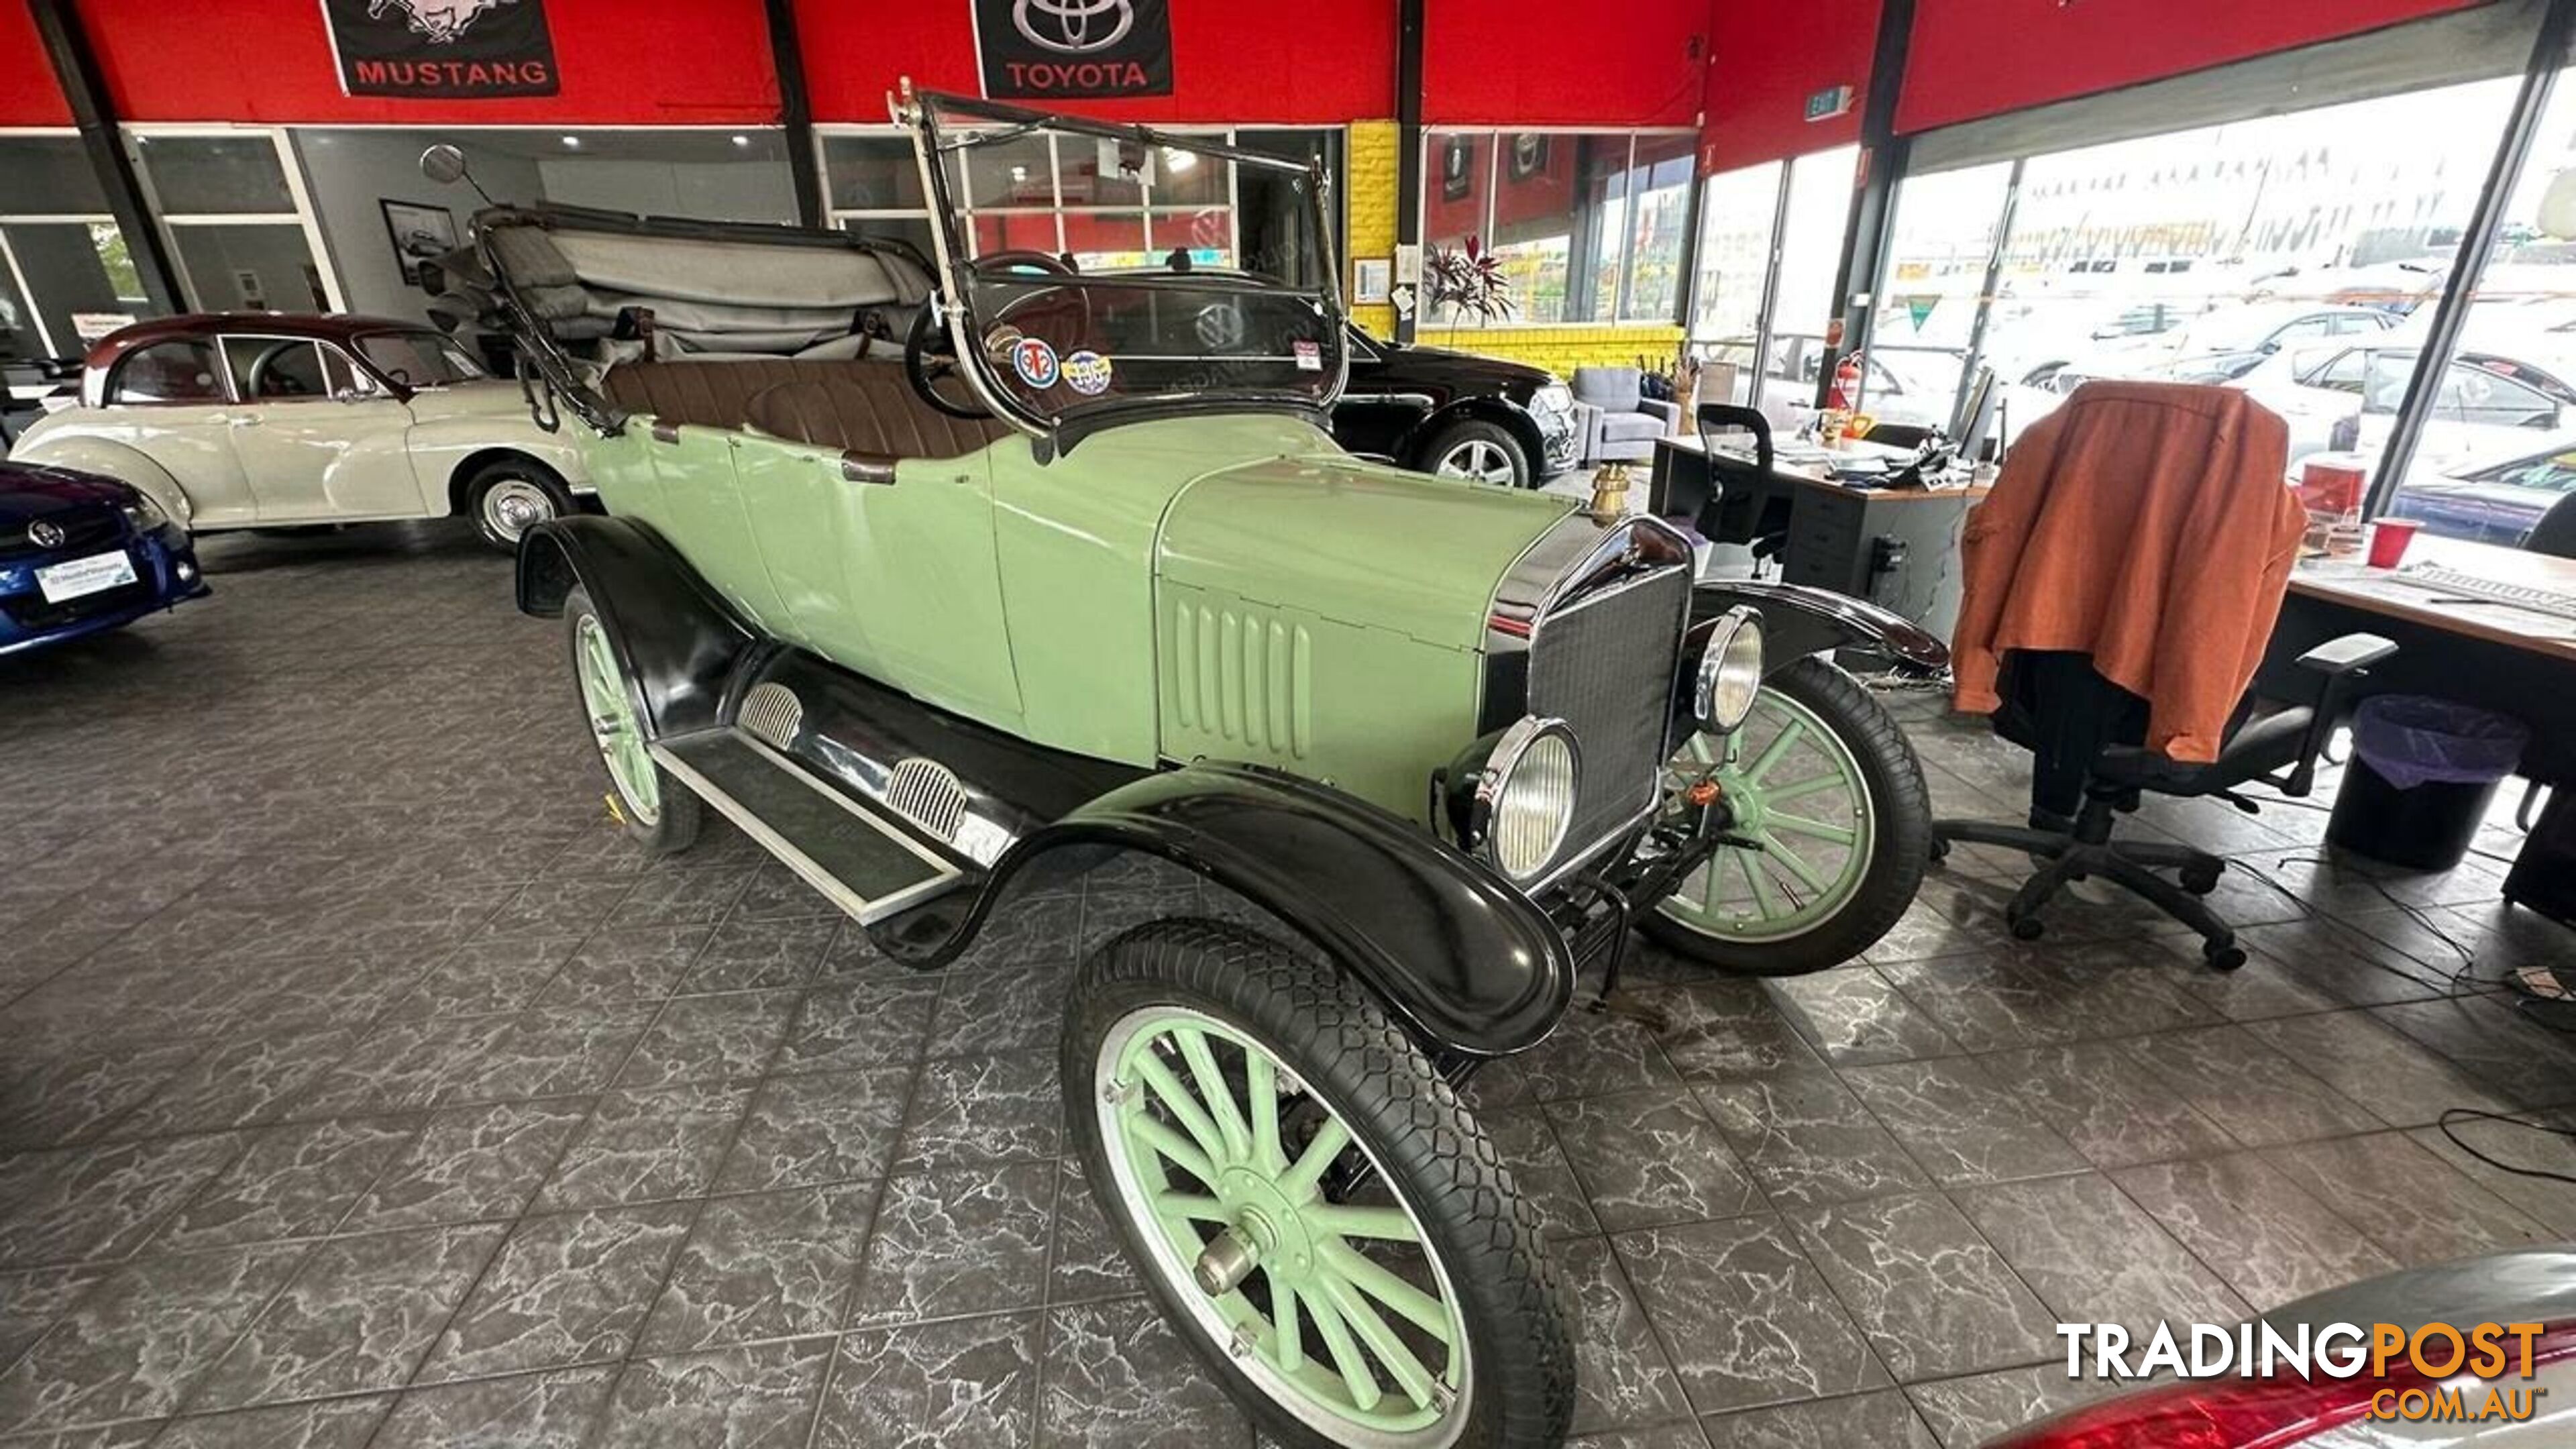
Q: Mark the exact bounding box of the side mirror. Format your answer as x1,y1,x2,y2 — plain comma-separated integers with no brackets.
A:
420,144,469,185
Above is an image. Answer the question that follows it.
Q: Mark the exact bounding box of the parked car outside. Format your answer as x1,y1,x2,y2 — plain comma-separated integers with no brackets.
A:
0,459,207,657
5,313,594,551
1332,324,1579,486
437,95,1948,1448
2235,342,2576,463
2303,433,2576,545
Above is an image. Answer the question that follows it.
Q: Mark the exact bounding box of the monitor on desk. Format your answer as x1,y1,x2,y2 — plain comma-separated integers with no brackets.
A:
1952,365,2000,466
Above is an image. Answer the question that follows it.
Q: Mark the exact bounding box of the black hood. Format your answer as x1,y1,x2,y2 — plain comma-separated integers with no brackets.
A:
1368,338,1554,395
0,462,138,525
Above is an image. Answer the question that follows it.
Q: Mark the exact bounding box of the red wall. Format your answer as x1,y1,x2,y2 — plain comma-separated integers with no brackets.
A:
794,0,1397,123
1698,0,1878,172
75,0,783,124
1896,0,2492,135
1424,0,1708,127
3,3,73,126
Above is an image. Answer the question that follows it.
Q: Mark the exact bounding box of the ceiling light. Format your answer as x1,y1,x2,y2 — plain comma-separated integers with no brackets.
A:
731,134,751,148
560,136,582,148
1010,165,1028,183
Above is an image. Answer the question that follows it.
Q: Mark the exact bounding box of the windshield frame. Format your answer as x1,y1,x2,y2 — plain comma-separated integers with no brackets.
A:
894,86,1348,452
354,328,488,391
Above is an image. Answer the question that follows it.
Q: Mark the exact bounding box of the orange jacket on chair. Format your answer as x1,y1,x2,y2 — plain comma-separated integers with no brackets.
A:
1951,382,2307,763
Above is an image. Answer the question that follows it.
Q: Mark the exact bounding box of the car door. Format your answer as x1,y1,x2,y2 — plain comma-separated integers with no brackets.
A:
217,335,423,523
89,337,258,528
1329,327,1434,460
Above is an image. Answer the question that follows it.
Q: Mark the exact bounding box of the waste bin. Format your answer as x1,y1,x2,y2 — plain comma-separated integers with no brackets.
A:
2327,696,2528,871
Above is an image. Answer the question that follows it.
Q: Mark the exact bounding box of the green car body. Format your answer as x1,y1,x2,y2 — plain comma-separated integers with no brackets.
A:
587,407,1568,822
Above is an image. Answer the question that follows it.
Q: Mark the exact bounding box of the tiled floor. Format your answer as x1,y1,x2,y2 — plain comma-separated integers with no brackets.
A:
3,521,2573,1448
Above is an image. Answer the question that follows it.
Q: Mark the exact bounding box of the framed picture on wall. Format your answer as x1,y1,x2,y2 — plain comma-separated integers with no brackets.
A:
1508,134,1550,181
380,199,459,287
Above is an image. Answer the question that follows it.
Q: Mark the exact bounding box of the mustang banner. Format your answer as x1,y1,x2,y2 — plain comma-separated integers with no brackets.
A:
320,0,561,99
973,0,1173,100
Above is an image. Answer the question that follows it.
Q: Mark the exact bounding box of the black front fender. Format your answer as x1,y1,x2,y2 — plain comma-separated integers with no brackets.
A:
1671,581,1947,747
894,763,1576,1058
515,516,753,738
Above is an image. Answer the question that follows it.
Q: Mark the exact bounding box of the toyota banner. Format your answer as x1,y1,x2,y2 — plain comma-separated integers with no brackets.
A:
974,0,1174,100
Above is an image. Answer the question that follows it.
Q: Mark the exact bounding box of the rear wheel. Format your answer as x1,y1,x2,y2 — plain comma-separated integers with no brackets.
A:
566,586,700,853
1644,656,1931,975
1421,419,1531,490
466,458,573,551
1066,918,1572,1449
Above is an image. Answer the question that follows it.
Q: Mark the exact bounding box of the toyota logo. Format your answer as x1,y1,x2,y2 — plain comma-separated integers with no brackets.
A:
1013,0,1132,54
28,520,64,549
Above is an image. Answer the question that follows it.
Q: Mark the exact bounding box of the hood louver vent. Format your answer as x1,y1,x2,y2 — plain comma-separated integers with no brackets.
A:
885,758,969,844
739,683,804,749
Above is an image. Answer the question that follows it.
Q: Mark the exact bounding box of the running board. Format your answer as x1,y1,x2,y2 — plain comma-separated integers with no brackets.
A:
651,730,966,924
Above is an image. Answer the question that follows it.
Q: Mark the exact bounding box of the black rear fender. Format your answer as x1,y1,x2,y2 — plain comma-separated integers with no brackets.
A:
879,763,1576,1058
515,516,753,737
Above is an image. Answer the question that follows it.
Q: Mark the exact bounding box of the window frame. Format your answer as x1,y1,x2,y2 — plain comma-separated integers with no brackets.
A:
106,336,234,407
123,125,345,315
1417,125,1700,329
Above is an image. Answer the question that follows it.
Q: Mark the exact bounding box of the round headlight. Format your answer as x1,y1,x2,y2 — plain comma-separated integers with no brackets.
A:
1478,717,1580,882
1693,608,1765,733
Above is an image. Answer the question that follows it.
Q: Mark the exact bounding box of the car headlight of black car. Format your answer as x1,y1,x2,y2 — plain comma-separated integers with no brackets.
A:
120,494,170,533
1693,606,1765,733
1534,383,1574,419
1444,715,1582,883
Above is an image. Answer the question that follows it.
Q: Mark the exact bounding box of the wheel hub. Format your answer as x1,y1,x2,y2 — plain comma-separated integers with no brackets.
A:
1212,1165,1319,1286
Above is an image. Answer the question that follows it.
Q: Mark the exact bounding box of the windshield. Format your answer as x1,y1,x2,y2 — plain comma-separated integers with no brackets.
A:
904,91,1344,437
358,330,486,388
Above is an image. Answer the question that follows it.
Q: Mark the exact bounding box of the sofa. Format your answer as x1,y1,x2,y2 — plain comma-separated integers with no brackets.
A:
1570,366,1680,465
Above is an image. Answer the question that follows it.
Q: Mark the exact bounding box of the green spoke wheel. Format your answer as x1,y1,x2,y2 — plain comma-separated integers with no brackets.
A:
564,587,700,855
1067,919,1573,1449
1644,655,1931,976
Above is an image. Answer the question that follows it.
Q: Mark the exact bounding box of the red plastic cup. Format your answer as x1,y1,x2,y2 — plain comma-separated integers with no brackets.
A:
2367,517,2422,568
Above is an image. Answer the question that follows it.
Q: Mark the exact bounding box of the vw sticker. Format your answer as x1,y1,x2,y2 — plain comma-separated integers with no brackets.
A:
1012,337,1061,388
1062,350,1115,396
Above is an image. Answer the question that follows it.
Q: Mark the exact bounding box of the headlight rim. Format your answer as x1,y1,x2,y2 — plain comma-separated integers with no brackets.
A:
1693,606,1766,735
1468,714,1582,885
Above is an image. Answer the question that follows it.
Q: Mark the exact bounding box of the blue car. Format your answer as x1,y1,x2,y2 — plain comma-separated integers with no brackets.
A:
0,461,207,657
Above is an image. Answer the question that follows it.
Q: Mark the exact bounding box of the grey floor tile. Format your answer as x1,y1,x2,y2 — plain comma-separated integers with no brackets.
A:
0,1134,245,1269
926,963,1068,1059
0,1244,307,1432
678,917,837,995
1788,1193,2058,1383
2243,1010,2516,1127
2369,996,2576,1110
848,1163,1055,1328
1975,1039,2237,1169
717,1067,913,1193
1904,1363,2125,1449
2409,1114,2576,1238
1546,1089,1759,1232
1692,1073,1933,1211
152,1118,418,1250
2112,1153,2398,1310
1633,981,1830,1083
637,1184,875,1354
1761,969,1963,1067
2131,1023,2386,1148
614,991,800,1089
339,1099,591,1232
0,1265,105,1368
1952,1174,2249,1340
538,926,718,1008
894,1054,1061,1175
1701,1389,1938,1448
1836,1057,2087,1188
533,1084,751,1211
1569,1423,1714,1449
1559,1234,1691,1434
106,1030,363,1141
1038,1298,1250,1448
147,1395,391,1448
771,981,942,1076
1464,1006,1678,1110
2262,1131,2551,1267
1045,1163,1138,1306
1482,1106,1599,1240
417,1203,695,1382
814,1311,1040,1449
188,1223,505,1410
591,1338,832,1448
0,1042,208,1152
370,1365,617,1448
1615,1216,1888,1416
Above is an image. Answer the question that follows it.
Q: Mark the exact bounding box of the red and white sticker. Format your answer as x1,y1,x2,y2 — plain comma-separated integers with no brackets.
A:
1292,338,1322,372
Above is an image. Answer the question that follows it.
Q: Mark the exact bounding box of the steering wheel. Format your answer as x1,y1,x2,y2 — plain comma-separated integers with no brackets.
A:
973,249,1076,278
904,299,991,420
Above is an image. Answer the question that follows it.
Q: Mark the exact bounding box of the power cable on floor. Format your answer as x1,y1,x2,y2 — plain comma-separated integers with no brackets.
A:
2437,1108,2576,1185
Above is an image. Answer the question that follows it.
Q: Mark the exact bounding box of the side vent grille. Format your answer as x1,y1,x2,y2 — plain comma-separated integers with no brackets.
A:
739,684,804,749
1170,600,1313,759
885,757,968,843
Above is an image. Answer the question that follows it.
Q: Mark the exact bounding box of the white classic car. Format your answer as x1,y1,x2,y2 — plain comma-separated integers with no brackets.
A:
4,313,591,550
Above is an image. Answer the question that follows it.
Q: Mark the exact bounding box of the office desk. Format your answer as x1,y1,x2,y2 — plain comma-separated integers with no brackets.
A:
2260,537,2576,788
1648,434,1989,643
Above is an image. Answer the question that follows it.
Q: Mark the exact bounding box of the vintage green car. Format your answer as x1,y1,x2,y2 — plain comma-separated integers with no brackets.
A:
437,91,1944,1448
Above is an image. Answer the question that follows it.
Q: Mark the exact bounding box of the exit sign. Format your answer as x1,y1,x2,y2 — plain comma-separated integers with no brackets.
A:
1805,85,1856,123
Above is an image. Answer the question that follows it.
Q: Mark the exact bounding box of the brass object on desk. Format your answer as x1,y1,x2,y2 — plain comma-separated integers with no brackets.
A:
1589,462,1633,521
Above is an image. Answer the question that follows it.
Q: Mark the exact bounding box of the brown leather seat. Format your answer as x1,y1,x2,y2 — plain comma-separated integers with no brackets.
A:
600,359,1009,462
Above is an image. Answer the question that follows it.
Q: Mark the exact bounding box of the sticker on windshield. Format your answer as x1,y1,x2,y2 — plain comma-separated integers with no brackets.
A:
1012,337,1061,389
1293,338,1323,372
1062,349,1114,396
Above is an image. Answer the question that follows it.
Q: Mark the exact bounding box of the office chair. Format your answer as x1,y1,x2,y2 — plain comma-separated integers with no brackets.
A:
1931,635,2396,969
2526,490,2576,559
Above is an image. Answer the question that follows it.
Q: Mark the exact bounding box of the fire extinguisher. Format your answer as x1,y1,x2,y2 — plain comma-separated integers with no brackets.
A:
1827,351,1864,413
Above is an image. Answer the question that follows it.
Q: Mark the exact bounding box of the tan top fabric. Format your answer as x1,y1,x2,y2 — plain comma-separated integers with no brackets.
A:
1951,381,2308,763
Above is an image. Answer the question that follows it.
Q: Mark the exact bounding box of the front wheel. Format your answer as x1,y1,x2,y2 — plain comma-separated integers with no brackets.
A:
1066,918,1573,1449
1644,655,1931,975
466,459,574,552
1421,419,1532,489
566,586,700,854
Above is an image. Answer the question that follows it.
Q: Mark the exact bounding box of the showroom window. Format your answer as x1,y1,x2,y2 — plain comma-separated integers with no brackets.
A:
819,127,1339,275
0,133,151,362
1865,161,2015,431
1419,127,1697,327
1686,160,1784,407
1682,146,1860,417
128,128,342,316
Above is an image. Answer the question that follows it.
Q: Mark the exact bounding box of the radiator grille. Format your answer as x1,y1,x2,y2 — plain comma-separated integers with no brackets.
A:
1525,567,1691,857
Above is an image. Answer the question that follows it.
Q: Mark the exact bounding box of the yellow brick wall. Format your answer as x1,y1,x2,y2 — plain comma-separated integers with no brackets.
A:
1344,119,1399,340
1413,323,1687,378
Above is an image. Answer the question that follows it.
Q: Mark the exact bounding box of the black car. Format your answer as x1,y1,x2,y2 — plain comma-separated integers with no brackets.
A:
1330,324,1580,488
